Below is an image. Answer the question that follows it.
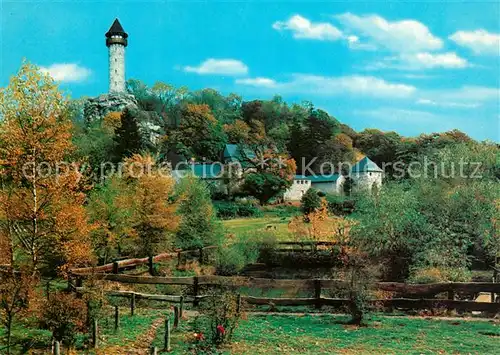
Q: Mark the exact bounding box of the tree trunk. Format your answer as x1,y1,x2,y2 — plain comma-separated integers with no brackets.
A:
6,315,12,355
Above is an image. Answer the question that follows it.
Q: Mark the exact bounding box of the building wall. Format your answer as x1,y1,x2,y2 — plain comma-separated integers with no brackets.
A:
311,176,346,195
109,43,126,93
284,179,311,201
352,171,383,192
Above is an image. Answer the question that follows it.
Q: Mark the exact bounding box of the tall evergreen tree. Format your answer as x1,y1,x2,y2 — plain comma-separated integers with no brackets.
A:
113,108,143,161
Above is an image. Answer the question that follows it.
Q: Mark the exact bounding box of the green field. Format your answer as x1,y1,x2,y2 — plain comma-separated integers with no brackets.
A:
223,217,292,239
3,308,499,354
153,313,500,354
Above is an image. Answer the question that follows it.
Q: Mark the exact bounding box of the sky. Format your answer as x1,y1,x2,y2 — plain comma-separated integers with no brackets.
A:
1,0,499,141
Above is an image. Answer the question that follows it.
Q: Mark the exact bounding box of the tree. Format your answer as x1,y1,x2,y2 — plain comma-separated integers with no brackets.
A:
0,62,93,274
289,108,340,174
241,151,296,204
0,270,33,354
118,154,178,257
301,188,321,215
113,108,144,161
175,175,223,249
169,104,227,161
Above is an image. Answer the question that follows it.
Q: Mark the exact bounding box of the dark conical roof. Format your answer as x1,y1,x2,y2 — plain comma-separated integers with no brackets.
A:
106,18,128,38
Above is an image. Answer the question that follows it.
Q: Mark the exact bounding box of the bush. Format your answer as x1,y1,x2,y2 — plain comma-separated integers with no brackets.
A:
213,200,262,219
261,204,301,218
409,266,471,284
325,194,355,215
39,292,87,347
192,288,242,349
216,231,277,275
301,188,321,215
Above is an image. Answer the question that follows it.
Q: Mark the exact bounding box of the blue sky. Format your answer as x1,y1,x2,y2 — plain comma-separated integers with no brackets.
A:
1,1,499,141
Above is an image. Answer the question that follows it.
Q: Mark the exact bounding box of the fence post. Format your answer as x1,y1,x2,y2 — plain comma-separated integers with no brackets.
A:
148,256,155,276
114,306,119,331
164,317,171,351
54,341,60,355
314,279,322,309
92,318,99,349
179,296,184,318
112,261,119,274
177,251,181,269
67,274,73,291
193,276,200,307
131,293,136,316
199,248,204,264
150,346,158,355
237,293,242,314
174,306,179,328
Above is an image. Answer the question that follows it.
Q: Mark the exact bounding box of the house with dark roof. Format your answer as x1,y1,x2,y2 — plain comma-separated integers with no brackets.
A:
283,156,383,201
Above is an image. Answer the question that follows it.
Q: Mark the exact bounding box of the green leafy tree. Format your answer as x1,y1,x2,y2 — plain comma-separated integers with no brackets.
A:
113,108,144,161
175,175,223,249
301,188,321,215
169,104,227,161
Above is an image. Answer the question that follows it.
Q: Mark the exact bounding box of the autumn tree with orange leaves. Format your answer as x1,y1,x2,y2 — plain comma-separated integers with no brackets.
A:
0,62,93,274
117,153,179,258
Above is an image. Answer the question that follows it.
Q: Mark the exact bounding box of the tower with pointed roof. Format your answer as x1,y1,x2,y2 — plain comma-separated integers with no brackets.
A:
106,18,128,93
350,156,383,193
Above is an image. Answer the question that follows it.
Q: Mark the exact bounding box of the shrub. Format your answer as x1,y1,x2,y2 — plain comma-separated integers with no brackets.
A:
261,204,301,218
192,288,242,349
215,232,271,275
39,292,87,347
301,188,321,215
409,266,471,284
213,201,262,219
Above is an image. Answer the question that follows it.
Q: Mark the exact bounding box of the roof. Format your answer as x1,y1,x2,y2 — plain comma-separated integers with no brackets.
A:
175,163,223,179
351,157,383,173
294,174,341,183
223,144,256,163
106,18,128,38
308,174,341,183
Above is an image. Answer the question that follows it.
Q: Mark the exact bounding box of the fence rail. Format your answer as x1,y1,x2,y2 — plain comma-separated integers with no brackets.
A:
79,274,500,297
69,246,217,276
80,288,500,314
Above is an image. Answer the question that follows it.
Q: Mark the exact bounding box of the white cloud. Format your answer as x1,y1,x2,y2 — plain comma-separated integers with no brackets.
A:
237,74,416,98
365,52,468,70
400,52,468,69
449,29,500,55
428,85,500,102
235,77,277,87
336,13,443,53
183,59,248,75
355,107,439,123
39,63,91,83
273,14,343,41
416,98,480,109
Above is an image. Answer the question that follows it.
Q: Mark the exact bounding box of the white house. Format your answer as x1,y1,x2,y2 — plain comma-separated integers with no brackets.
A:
283,157,383,201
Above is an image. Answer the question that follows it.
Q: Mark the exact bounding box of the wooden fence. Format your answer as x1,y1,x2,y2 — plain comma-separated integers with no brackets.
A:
69,246,217,276
71,274,500,314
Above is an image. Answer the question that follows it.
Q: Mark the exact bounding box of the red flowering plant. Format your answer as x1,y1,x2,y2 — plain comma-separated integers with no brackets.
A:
192,286,243,349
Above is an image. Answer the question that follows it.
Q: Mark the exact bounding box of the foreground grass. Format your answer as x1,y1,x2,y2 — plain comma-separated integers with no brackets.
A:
156,314,500,354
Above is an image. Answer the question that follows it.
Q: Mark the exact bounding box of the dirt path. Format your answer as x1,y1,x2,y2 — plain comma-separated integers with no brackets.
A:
98,317,164,354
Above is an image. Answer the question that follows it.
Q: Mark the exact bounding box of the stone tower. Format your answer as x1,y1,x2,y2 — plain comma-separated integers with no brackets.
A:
350,156,383,193
106,18,128,93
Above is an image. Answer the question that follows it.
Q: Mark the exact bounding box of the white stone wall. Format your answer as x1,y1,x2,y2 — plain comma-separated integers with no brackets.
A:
311,176,346,195
109,43,126,93
284,179,311,201
351,172,382,193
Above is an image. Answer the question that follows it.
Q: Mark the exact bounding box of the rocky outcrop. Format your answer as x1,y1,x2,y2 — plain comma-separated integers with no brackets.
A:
83,93,138,123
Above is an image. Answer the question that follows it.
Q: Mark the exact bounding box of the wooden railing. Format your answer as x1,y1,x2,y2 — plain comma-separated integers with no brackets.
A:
70,274,500,313
69,246,217,276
